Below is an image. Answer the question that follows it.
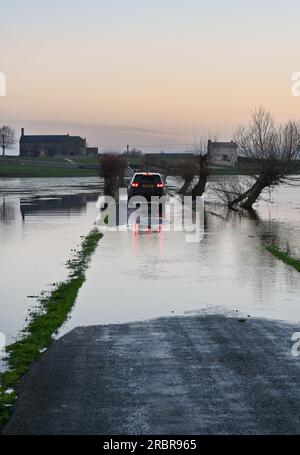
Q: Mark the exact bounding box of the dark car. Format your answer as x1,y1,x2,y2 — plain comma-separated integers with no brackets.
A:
128,172,165,200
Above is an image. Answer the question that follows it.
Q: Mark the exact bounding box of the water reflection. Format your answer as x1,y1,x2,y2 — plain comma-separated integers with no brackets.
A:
0,198,15,223
60,184,300,335
20,193,99,221
0,176,102,197
0,177,101,345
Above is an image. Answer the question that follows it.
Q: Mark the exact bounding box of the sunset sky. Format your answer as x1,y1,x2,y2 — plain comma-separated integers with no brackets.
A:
1,0,300,152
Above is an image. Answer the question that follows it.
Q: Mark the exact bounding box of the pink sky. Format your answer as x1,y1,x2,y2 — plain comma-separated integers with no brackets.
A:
1,0,300,152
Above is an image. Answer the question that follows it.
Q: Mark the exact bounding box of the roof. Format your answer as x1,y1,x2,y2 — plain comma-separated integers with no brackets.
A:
20,135,85,144
211,142,238,149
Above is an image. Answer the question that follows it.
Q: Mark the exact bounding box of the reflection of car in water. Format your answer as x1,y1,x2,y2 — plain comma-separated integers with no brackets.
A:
128,172,165,201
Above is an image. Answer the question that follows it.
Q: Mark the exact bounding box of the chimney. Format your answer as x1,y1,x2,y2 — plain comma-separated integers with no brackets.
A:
207,139,212,154
21,128,24,136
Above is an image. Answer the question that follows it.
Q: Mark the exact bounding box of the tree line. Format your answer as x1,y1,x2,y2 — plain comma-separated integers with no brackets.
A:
100,107,300,211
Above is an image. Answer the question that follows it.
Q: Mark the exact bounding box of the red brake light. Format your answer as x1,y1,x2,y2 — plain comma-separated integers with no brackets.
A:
157,183,164,188
131,182,139,188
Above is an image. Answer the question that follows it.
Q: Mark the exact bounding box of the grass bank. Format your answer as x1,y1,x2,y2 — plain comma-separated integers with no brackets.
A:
16,156,99,165
0,227,103,427
266,245,300,272
0,163,99,178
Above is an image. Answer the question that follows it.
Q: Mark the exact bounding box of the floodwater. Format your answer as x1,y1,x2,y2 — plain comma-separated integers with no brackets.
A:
0,176,300,347
0,177,102,344
61,179,300,335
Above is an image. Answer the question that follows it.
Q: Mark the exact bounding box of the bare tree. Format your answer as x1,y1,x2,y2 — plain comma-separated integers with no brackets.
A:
191,135,218,198
175,136,218,197
177,156,196,194
0,126,16,156
191,141,209,198
229,107,300,209
212,176,255,206
99,152,127,196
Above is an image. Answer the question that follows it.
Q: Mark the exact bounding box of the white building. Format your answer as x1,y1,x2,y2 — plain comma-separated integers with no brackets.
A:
208,140,238,167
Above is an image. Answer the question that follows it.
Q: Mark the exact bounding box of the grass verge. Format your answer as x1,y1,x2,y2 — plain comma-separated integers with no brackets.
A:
0,227,103,427
266,245,300,272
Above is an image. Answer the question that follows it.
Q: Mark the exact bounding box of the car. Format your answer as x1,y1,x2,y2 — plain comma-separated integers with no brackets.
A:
128,172,165,201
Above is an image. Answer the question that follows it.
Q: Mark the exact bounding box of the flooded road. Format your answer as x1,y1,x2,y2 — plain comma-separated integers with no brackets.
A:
1,176,300,346
61,180,300,335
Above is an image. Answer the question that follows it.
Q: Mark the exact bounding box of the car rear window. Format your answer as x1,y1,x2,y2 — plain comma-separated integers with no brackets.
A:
133,174,162,184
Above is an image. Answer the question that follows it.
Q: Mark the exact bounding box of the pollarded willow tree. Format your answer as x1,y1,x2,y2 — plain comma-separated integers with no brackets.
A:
99,152,127,196
177,156,195,194
177,135,218,198
191,139,211,199
228,107,300,210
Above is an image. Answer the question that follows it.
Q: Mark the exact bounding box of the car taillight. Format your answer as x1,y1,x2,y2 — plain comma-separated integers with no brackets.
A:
157,183,164,188
131,182,139,188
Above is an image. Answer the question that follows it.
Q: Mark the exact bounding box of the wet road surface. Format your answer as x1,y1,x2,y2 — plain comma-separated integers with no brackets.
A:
3,315,300,435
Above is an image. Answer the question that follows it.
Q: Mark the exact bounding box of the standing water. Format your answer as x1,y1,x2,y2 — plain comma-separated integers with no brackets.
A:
61,178,300,335
0,177,102,344
0,176,300,346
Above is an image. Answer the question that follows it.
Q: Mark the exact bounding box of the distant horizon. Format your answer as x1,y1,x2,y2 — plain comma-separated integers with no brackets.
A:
2,118,237,155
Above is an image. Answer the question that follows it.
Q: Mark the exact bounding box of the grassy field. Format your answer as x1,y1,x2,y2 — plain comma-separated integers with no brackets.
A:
4,156,298,178
0,161,246,178
0,163,99,178
210,167,250,175
15,155,99,165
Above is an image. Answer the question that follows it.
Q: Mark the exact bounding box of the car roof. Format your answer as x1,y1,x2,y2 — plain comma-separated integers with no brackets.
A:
133,172,161,176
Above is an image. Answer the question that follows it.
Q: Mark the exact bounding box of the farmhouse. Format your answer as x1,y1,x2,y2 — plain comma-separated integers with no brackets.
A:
19,128,87,157
208,140,238,167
